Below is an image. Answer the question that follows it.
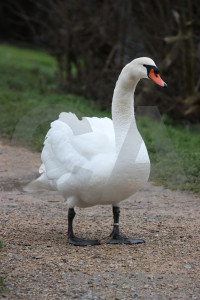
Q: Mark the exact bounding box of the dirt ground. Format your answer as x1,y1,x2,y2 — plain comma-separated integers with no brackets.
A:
0,139,200,300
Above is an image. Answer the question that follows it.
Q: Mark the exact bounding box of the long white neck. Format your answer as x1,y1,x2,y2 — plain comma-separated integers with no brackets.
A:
112,63,139,152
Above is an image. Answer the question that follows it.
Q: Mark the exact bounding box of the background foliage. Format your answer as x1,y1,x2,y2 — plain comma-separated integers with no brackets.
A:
2,0,200,122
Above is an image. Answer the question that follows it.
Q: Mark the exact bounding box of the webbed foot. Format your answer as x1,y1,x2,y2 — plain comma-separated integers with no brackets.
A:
107,206,145,245
107,233,145,244
68,234,100,246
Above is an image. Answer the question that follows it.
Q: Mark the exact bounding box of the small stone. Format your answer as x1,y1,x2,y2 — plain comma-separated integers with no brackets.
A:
146,268,150,272
91,254,100,259
184,264,192,269
144,284,150,289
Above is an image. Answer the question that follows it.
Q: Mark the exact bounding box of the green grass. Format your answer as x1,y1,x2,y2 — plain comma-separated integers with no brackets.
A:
0,44,107,149
137,117,200,193
0,44,199,193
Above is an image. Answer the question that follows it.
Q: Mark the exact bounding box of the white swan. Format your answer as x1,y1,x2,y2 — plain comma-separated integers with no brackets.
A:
26,57,166,246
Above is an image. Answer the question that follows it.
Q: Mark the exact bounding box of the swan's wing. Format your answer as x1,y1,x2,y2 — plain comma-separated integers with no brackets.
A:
71,116,115,158
85,116,114,138
40,113,115,180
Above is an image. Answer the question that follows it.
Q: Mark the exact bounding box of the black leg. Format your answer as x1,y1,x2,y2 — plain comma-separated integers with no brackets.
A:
68,208,100,246
106,206,145,244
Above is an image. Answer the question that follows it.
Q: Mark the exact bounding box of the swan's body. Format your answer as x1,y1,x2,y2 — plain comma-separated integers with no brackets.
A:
26,57,166,245
36,114,149,208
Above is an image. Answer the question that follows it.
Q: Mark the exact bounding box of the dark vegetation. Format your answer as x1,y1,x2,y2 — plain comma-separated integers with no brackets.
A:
2,0,200,122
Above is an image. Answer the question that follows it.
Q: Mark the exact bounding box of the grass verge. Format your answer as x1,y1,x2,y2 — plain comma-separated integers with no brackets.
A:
0,44,199,193
138,116,200,193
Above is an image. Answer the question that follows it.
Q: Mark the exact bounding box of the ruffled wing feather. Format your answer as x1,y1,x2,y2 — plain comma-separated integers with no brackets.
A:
40,113,115,181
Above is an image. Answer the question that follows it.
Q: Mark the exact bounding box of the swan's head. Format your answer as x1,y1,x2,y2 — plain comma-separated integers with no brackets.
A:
130,57,167,87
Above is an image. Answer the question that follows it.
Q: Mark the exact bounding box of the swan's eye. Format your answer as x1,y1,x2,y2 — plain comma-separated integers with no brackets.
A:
154,68,159,77
143,64,160,77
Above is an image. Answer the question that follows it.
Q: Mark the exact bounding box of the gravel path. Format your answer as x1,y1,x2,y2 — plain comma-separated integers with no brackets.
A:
0,140,200,299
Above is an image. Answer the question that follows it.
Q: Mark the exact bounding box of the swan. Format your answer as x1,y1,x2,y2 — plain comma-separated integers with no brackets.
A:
25,57,167,246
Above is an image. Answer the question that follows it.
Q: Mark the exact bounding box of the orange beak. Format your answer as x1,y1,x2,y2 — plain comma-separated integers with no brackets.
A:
149,68,167,87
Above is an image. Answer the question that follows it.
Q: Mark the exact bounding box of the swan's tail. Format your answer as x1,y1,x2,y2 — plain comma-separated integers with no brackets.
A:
24,173,56,192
